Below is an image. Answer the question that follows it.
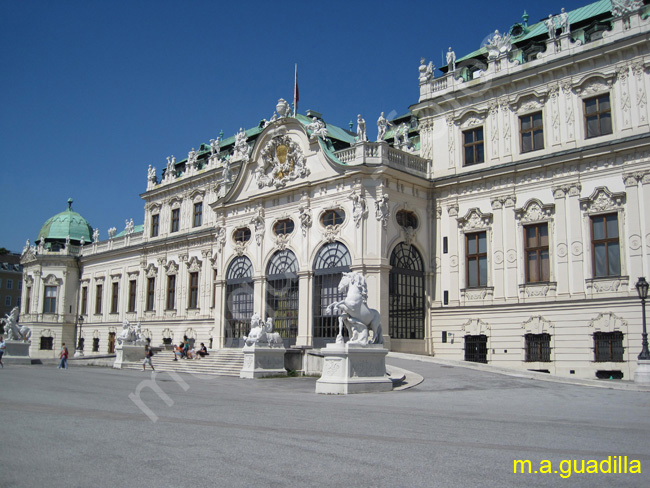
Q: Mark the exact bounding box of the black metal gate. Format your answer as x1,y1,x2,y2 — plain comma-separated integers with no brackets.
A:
266,250,299,345
464,334,488,363
389,243,425,340
225,256,254,346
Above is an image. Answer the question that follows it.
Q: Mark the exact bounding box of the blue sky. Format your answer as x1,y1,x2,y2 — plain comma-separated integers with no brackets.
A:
1,0,589,254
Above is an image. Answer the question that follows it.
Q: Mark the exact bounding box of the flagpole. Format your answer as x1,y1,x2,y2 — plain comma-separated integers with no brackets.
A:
293,63,298,117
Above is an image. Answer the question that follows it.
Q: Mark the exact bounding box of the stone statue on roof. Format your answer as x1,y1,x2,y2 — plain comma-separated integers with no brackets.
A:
92,229,99,243
209,137,221,157
233,128,249,160
306,117,328,140
147,165,157,186
486,30,512,59
446,47,456,72
558,8,569,35
418,58,434,84
377,112,388,142
545,15,557,39
356,114,367,142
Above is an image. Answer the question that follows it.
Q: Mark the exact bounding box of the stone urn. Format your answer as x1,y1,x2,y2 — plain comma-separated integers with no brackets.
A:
276,98,290,118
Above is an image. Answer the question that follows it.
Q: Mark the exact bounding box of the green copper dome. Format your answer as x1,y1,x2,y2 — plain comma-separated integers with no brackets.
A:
37,198,93,244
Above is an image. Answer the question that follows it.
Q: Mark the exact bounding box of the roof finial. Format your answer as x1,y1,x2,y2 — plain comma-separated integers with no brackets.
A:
522,10,529,26
67,198,73,210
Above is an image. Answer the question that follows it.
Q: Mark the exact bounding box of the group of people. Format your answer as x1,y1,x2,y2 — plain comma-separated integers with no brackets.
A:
173,340,208,361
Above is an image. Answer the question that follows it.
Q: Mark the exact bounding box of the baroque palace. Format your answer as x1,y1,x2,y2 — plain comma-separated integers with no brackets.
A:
20,0,650,379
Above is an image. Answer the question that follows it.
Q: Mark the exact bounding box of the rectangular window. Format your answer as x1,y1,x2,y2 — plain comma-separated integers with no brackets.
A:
25,287,31,314
166,275,176,310
463,127,484,166
128,280,137,313
95,284,103,314
212,270,217,308
7,279,13,290
171,208,180,233
92,338,100,352
591,213,620,277
81,287,88,315
520,112,544,153
525,333,551,362
193,202,203,228
18,280,22,291
40,336,53,350
111,282,119,314
146,278,155,311
594,331,624,362
466,232,487,288
464,335,488,363
151,214,159,237
524,223,549,283
43,286,57,314
584,94,612,139
189,272,199,309
5,296,11,306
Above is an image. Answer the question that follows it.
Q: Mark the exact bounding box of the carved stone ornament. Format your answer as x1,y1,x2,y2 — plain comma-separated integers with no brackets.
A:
44,274,62,286
515,199,555,223
459,113,485,129
322,224,341,243
145,263,158,278
274,233,290,251
256,135,309,189
186,256,202,272
164,261,178,275
374,193,390,229
234,241,247,257
461,318,490,335
575,76,613,97
588,311,627,332
298,204,312,237
485,30,512,60
402,226,417,246
214,226,227,252
250,207,265,246
579,187,626,212
610,0,644,17
522,316,554,334
457,208,493,231
349,190,367,229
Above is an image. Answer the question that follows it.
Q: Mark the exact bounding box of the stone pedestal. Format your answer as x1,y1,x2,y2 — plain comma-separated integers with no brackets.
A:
113,344,146,369
3,341,33,364
634,359,650,384
240,344,287,379
316,343,392,395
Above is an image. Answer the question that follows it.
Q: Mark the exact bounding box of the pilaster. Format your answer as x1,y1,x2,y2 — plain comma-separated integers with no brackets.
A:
553,186,570,296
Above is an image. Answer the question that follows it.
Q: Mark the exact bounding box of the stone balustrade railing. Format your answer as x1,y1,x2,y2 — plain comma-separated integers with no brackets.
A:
334,142,430,178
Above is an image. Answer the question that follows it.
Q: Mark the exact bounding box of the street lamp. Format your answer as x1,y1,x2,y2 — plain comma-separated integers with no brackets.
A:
635,277,649,360
74,315,85,357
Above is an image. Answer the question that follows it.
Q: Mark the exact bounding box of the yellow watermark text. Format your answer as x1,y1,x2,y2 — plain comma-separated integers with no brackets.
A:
513,456,641,479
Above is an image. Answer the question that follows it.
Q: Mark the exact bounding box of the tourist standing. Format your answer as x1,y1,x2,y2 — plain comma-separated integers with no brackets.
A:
142,344,155,371
0,335,5,368
58,342,69,369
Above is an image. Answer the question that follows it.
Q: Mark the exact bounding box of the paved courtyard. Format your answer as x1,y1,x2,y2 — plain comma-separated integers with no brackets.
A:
1,357,649,488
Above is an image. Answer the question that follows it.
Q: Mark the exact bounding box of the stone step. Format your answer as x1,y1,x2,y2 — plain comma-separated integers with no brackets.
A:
124,349,244,377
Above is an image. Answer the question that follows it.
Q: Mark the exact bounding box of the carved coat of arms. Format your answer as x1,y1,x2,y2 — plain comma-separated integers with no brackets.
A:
255,135,309,189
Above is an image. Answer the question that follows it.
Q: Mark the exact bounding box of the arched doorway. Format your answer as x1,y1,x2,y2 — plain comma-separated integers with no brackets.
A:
225,256,254,347
265,249,299,346
389,243,425,340
312,241,351,347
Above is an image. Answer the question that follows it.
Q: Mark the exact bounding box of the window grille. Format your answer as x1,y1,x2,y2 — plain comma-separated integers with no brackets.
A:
225,257,254,341
594,331,624,362
525,333,551,362
266,250,299,342
464,335,488,363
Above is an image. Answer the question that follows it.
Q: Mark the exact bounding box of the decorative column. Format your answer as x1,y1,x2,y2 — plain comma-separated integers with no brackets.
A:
447,204,460,305
213,277,226,348
566,184,585,296
642,173,650,277
433,204,442,306
296,270,313,347
624,173,644,277
553,186,570,296
503,195,518,299
490,197,505,301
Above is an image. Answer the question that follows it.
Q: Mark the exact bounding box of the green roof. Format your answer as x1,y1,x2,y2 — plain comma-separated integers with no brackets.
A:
37,199,93,243
455,0,612,63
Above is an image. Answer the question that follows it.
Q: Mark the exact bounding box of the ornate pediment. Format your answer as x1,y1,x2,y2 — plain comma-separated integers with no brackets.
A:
461,318,490,335
457,208,493,231
186,256,202,273
255,135,309,189
164,261,178,275
588,312,627,332
522,316,554,334
145,263,158,278
579,187,625,213
515,199,555,223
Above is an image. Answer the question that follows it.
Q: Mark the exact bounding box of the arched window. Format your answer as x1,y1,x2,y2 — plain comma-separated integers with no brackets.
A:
312,241,351,346
225,256,254,344
389,243,425,340
266,250,299,344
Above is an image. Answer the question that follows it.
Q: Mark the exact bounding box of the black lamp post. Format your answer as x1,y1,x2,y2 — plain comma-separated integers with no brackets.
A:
77,315,85,351
635,277,649,361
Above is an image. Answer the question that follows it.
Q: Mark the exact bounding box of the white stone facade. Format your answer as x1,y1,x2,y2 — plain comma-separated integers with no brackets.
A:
19,2,650,380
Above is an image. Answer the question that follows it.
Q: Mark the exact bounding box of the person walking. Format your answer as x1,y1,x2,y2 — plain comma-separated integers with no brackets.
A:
0,336,6,368
142,344,155,371
58,342,69,369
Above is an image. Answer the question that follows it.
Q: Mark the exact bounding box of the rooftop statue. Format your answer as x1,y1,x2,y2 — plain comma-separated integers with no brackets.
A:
610,0,644,16
2,307,31,342
306,117,328,140
446,47,456,72
356,114,367,142
325,272,383,346
486,30,512,59
377,112,388,141
418,58,434,84
108,227,117,239
545,15,558,39
393,122,411,150
233,128,250,160
209,137,221,157
243,313,283,347
92,229,99,243
147,165,157,185
558,8,569,35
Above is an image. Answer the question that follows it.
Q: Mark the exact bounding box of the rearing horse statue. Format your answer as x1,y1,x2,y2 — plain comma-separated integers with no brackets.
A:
325,272,383,346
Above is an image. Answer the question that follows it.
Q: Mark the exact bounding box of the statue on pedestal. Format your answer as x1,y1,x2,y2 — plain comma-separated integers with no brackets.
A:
325,272,382,346
243,313,283,347
2,308,31,342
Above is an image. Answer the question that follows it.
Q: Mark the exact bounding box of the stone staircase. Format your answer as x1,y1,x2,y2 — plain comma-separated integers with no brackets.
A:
124,348,244,377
